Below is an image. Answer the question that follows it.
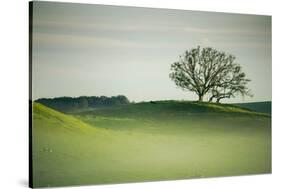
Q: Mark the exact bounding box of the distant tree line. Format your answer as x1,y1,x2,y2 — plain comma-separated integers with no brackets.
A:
35,95,130,113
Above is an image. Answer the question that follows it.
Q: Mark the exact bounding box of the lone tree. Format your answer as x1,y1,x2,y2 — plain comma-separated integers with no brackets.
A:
208,65,252,103
169,46,252,102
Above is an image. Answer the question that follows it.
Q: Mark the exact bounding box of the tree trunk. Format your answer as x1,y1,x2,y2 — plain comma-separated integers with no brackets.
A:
198,95,203,102
209,96,214,102
216,98,222,103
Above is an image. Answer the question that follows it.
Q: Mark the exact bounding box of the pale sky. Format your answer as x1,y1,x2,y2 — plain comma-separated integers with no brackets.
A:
32,1,271,103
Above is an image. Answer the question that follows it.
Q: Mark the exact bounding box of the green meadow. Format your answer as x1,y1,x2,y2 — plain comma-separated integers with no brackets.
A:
32,101,271,188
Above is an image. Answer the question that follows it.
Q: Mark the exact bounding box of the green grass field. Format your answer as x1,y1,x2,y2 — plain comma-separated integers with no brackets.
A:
32,101,271,188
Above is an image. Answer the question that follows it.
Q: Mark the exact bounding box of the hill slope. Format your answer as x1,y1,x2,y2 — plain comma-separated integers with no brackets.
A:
32,102,96,133
32,103,104,187
32,102,271,187
76,100,268,119
234,101,271,114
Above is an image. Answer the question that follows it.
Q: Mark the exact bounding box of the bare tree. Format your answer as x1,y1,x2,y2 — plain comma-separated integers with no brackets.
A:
208,65,252,103
169,46,252,102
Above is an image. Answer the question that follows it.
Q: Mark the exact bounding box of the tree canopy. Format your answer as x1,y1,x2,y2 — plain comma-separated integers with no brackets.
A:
169,46,252,103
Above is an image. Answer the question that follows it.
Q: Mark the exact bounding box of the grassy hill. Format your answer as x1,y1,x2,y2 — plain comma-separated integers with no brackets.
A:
32,101,271,187
76,100,268,117
234,101,271,114
32,103,104,187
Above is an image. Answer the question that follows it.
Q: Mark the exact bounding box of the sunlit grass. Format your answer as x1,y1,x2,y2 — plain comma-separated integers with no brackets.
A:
32,102,271,188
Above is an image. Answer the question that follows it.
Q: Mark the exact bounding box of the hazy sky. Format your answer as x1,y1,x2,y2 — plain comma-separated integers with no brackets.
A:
32,1,271,103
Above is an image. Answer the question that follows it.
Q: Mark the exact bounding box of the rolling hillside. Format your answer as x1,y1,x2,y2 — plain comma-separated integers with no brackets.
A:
76,100,268,117
36,96,271,116
32,103,104,187
234,101,271,114
32,101,271,187
32,102,96,133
